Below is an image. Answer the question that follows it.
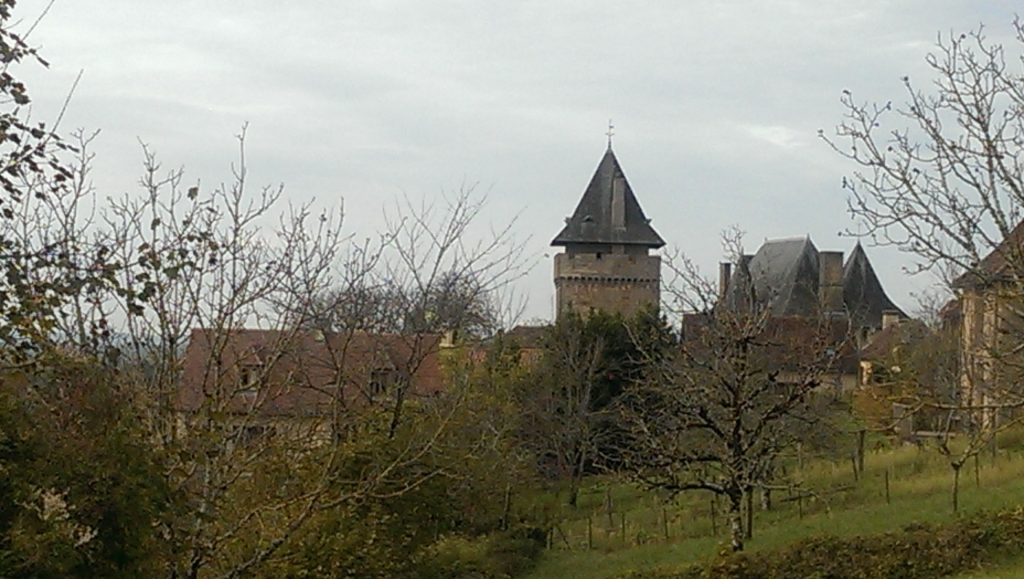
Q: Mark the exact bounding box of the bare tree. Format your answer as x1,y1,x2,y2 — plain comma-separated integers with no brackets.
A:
21,130,522,577
620,247,848,551
515,316,608,508
0,3,531,575
824,19,1024,495
332,187,527,439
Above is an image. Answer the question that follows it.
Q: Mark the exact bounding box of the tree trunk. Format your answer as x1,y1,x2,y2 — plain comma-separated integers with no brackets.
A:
728,493,744,552
568,448,587,507
951,463,961,513
744,489,753,539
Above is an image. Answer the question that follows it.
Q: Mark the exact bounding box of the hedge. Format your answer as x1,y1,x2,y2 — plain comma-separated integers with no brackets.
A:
619,507,1024,579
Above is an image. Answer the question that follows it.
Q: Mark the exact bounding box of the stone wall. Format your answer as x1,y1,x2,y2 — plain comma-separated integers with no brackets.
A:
553,252,660,318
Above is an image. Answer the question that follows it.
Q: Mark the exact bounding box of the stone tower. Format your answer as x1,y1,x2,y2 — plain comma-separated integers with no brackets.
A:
551,147,664,318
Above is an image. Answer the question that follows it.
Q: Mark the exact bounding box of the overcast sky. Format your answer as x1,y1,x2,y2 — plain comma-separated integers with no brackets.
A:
15,0,1022,322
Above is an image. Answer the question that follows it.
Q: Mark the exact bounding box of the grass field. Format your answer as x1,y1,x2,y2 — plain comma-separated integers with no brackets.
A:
521,431,1024,579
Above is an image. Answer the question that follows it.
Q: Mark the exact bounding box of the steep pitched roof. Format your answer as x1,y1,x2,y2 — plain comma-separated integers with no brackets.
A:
725,237,821,317
551,148,665,248
722,238,906,331
843,242,906,330
953,220,1024,289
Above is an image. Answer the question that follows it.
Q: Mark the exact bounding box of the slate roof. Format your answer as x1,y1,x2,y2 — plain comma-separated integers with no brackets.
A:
725,237,821,317
843,242,906,329
551,148,665,248
722,238,904,331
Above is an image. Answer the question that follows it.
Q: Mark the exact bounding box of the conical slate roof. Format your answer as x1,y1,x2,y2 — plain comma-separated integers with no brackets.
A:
843,242,905,329
551,148,665,248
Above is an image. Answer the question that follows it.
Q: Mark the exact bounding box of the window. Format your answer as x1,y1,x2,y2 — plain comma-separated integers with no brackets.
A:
368,367,398,399
238,364,262,397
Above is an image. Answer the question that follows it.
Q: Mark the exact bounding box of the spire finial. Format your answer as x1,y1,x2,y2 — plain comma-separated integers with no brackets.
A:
605,119,615,150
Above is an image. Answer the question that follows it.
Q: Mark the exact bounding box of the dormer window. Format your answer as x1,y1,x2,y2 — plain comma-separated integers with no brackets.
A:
368,367,399,400
238,364,262,397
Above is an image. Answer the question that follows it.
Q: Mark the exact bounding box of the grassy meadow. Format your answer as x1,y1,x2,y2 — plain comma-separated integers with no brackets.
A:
519,431,1024,579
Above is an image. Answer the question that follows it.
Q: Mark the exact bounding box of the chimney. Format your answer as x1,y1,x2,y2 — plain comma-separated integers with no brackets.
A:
441,329,458,348
882,309,901,330
718,262,732,300
819,251,844,316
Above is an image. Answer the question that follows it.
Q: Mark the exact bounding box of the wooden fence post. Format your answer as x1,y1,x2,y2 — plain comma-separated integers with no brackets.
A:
587,516,593,550
744,490,753,540
662,507,669,540
605,488,613,528
500,483,512,531
710,496,718,536
857,429,866,474
975,454,981,488
884,469,891,505
620,512,627,545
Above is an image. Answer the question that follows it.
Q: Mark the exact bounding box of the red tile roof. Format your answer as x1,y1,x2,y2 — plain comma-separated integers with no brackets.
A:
953,220,1024,289
178,328,445,416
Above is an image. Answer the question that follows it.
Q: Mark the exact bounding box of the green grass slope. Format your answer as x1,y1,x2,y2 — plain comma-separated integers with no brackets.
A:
523,433,1024,579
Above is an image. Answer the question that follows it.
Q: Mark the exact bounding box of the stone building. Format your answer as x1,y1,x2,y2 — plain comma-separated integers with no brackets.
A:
953,221,1024,414
720,236,906,341
551,147,664,318
716,236,907,391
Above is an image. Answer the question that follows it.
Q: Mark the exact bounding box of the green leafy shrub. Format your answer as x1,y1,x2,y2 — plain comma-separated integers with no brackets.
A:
424,526,546,578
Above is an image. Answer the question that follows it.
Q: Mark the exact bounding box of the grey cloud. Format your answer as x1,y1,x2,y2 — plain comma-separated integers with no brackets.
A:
15,0,1024,320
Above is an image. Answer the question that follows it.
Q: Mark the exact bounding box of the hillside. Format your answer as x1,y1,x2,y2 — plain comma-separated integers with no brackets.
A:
522,431,1024,579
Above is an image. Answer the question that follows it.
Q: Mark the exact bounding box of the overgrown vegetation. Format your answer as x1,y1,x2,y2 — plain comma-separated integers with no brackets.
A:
7,1,1024,576
624,507,1024,579
524,429,1024,579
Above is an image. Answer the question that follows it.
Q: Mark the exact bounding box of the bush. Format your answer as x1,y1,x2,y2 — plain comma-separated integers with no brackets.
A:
425,526,546,579
618,507,1024,579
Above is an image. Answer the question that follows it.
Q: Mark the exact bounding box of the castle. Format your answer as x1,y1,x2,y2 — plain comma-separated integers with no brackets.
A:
551,146,905,337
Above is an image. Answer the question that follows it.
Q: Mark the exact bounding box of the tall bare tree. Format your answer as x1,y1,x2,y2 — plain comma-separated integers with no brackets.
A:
620,248,848,551
824,19,1024,493
516,315,608,507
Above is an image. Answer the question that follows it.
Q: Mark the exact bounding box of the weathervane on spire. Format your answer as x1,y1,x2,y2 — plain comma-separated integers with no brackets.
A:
606,119,615,150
